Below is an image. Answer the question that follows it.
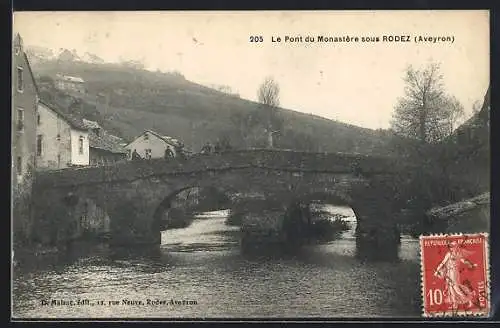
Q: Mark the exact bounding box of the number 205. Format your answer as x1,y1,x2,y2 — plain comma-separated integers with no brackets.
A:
250,36,264,42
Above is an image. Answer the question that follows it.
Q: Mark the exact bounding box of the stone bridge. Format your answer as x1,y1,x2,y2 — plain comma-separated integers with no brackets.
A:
32,149,417,259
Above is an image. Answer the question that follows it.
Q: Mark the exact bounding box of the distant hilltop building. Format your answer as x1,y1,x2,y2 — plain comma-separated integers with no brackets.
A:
55,73,86,94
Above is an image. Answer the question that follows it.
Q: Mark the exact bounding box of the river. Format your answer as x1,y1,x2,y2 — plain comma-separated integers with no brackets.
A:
12,205,422,318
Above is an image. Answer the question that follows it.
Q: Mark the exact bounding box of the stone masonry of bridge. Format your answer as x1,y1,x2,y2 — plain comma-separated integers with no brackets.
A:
32,149,416,258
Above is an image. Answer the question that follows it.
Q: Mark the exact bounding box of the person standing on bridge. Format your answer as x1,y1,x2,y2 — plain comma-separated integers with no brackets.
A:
131,149,142,160
214,140,221,154
175,143,187,160
201,142,212,154
164,147,174,160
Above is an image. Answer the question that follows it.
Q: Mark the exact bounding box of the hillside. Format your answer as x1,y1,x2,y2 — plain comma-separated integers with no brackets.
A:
28,52,393,154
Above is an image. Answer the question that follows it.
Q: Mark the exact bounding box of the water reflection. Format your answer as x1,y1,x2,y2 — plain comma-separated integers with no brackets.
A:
13,205,421,318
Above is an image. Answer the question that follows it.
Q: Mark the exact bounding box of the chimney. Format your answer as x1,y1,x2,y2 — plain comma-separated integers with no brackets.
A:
13,33,23,55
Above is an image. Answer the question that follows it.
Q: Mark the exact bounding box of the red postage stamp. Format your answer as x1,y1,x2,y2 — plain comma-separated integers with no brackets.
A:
420,233,490,317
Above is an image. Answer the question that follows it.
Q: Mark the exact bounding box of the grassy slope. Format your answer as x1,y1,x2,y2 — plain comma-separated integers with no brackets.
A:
31,59,392,153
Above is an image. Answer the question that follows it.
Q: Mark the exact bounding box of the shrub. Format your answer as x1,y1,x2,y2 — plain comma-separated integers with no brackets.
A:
309,217,350,242
307,209,350,242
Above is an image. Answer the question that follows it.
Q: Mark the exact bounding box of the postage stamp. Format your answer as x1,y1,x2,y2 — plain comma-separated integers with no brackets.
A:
419,233,490,317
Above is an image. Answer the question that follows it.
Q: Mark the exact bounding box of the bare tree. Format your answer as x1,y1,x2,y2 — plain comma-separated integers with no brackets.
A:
391,62,464,144
257,76,282,148
442,95,465,135
472,99,482,114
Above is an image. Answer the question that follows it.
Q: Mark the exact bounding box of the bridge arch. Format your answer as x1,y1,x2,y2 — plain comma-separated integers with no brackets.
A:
150,185,235,234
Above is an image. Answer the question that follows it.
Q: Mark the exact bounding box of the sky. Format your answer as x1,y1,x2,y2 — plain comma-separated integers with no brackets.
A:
13,10,489,130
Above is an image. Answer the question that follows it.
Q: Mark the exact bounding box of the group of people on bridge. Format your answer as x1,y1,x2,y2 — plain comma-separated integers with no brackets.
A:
130,144,187,161
129,138,233,161
200,139,232,155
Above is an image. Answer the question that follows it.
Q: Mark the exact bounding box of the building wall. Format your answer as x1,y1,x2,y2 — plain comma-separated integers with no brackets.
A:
70,129,90,166
36,103,73,170
125,132,177,159
12,36,38,245
90,148,127,166
12,42,37,189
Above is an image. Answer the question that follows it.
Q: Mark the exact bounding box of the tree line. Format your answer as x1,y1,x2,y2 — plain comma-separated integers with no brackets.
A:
230,62,481,154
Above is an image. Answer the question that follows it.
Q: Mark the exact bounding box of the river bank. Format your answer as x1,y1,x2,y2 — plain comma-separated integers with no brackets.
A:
13,240,112,272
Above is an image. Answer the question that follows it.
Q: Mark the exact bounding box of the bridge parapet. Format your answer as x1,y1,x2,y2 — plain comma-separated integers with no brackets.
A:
34,149,412,188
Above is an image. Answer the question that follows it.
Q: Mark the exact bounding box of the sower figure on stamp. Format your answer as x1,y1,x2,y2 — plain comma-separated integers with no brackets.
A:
434,241,478,309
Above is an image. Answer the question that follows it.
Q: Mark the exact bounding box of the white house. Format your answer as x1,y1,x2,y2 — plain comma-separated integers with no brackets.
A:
125,130,182,160
36,100,89,170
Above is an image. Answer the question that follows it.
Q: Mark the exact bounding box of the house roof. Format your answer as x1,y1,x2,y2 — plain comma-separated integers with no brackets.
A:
128,130,183,147
89,131,128,154
107,134,128,145
82,119,101,130
24,52,40,96
38,100,88,131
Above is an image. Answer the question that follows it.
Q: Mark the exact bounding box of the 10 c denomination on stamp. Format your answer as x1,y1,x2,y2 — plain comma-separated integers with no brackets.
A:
420,233,490,317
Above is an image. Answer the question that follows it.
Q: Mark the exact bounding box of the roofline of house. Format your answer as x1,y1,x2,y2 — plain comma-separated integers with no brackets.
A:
124,129,181,148
57,78,85,83
146,129,182,146
23,52,40,96
38,100,88,131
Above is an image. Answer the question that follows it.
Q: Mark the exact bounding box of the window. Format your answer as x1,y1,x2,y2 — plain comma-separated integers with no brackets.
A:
36,135,43,156
16,156,22,175
16,67,23,92
56,134,61,141
79,136,84,154
37,113,41,125
145,149,152,159
17,108,24,132
144,134,149,140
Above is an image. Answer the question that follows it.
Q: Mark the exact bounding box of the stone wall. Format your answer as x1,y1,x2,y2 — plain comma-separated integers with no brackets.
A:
34,149,412,188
